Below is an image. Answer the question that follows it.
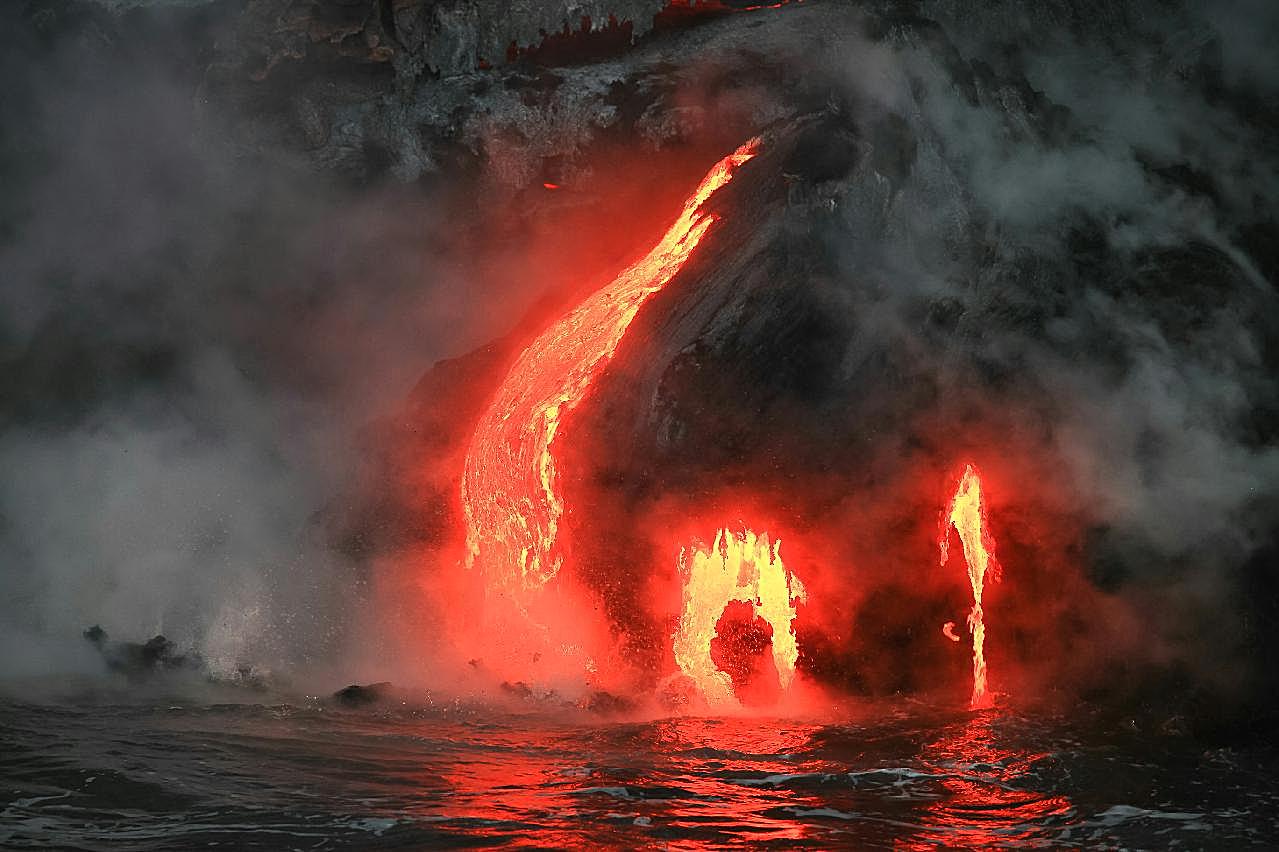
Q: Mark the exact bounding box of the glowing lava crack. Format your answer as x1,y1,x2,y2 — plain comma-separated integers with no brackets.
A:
460,140,759,646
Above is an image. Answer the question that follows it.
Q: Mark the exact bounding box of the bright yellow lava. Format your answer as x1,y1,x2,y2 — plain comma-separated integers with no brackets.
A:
940,464,999,709
461,140,759,605
673,528,807,706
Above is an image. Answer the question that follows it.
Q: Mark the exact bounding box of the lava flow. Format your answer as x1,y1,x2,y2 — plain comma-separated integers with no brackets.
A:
673,528,807,706
940,464,1001,709
460,140,759,646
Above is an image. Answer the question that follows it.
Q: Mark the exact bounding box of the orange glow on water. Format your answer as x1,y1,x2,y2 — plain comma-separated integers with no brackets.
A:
940,464,1001,709
906,712,1073,848
458,141,758,678
422,716,826,845
673,528,807,706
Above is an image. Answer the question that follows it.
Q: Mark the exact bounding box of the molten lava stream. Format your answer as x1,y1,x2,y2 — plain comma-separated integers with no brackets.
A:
672,528,806,707
940,464,1001,709
459,140,759,683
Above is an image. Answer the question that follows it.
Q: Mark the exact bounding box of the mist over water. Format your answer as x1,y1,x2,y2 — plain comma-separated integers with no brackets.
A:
0,3,556,687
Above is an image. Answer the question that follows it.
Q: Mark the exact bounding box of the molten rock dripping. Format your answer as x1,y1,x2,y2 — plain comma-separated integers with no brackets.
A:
940,464,1001,709
673,529,806,706
461,140,758,600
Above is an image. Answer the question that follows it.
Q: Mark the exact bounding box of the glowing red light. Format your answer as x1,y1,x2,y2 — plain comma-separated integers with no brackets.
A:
940,464,1001,709
458,140,759,682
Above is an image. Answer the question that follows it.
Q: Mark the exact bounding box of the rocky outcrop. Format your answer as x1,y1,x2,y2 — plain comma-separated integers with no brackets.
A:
206,0,668,81
83,625,202,680
201,1,821,181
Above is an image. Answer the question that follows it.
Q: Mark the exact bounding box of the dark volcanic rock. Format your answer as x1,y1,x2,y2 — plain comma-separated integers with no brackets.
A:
209,0,670,81
579,689,636,715
332,681,396,706
83,626,203,681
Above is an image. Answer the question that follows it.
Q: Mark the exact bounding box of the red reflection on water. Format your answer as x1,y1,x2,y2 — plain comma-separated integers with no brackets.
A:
387,711,1071,847
903,711,1074,849
638,717,826,844
420,716,832,846
423,724,643,846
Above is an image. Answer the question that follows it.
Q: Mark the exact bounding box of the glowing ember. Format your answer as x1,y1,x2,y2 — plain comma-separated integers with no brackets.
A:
673,528,806,706
940,464,1001,709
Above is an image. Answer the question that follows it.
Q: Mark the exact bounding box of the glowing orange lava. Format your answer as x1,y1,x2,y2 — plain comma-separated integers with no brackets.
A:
940,464,1001,709
673,528,806,706
459,141,759,672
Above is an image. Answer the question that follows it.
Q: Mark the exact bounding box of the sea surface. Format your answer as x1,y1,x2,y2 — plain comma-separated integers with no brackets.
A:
2,697,1276,849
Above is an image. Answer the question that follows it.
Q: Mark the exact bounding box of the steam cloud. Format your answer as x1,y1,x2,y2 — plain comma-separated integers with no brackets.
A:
830,0,1279,548
0,4,542,686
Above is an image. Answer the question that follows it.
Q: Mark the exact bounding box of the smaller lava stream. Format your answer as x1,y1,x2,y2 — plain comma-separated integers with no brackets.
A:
940,464,1001,709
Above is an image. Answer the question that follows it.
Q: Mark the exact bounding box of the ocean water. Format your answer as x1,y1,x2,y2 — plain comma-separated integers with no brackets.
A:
1,697,1276,849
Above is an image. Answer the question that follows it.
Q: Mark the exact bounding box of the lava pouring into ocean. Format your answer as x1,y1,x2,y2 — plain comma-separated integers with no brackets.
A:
459,140,759,677
940,464,1001,709
454,133,1006,710
673,528,807,706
